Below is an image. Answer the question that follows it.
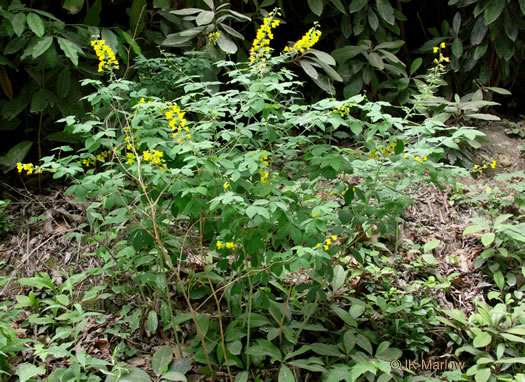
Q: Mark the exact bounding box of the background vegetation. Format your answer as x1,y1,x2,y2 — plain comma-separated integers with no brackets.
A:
0,0,524,381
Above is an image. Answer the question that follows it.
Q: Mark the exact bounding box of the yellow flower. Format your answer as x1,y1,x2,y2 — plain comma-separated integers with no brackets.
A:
91,38,119,72
284,22,322,55
249,8,281,68
223,182,229,189
491,159,496,169
226,242,235,249
217,241,224,249
441,42,446,48
433,47,438,54
332,235,337,241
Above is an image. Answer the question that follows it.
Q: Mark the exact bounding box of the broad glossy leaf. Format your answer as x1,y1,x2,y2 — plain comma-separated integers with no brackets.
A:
32,36,53,59
130,0,147,35
470,17,488,45
483,0,505,25
278,365,294,382
473,331,492,348
300,60,319,79
368,52,384,69
12,13,26,36
146,310,158,334
152,346,173,376
368,9,379,30
27,13,45,37
57,37,80,66
217,33,237,54
330,0,346,14
196,10,214,25
376,0,394,25
349,0,367,13
307,0,323,16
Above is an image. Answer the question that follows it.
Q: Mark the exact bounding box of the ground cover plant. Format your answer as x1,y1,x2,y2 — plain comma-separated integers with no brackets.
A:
1,7,525,382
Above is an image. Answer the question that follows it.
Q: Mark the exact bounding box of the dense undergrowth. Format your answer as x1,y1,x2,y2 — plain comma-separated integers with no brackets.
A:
1,12,525,382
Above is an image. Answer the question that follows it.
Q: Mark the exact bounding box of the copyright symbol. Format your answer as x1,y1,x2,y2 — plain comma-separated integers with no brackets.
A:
391,359,402,369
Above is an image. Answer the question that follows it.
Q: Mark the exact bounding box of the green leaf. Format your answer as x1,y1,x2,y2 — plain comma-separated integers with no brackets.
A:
152,346,173,377
64,0,85,14
484,0,505,25
196,10,214,26
350,362,377,380
247,339,282,360
376,0,394,25
16,364,46,382
375,40,404,50
332,265,346,291
368,52,384,69
307,0,323,16
130,0,147,35
463,225,484,235
300,60,319,79
57,37,81,66
146,310,158,334
368,9,379,30
473,331,492,348
30,88,48,113
410,57,422,75
452,37,462,58
330,0,346,14
520,0,525,14
228,340,242,355
57,67,71,98
349,0,367,13
311,343,345,357
493,271,504,290
27,13,45,37
423,239,440,253
481,232,495,247
452,12,461,34
0,141,32,172
162,372,187,381
331,304,357,327
12,13,26,36
217,33,237,54
309,49,336,66
422,254,438,266
118,368,151,382
278,365,294,382
470,17,488,45
32,36,53,59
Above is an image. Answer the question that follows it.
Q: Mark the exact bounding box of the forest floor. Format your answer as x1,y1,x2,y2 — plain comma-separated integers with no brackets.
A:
1,119,524,379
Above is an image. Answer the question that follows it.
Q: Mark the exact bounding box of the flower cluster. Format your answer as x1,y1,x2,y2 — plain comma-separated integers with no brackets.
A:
473,158,496,174
91,38,119,73
249,8,281,68
403,153,430,164
77,150,111,167
216,241,236,250
283,22,321,55
332,103,353,118
16,162,47,175
163,103,189,144
143,149,166,168
259,155,272,184
316,235,338,251
432,42,450,65
368,142,397,160
208,31,220,45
